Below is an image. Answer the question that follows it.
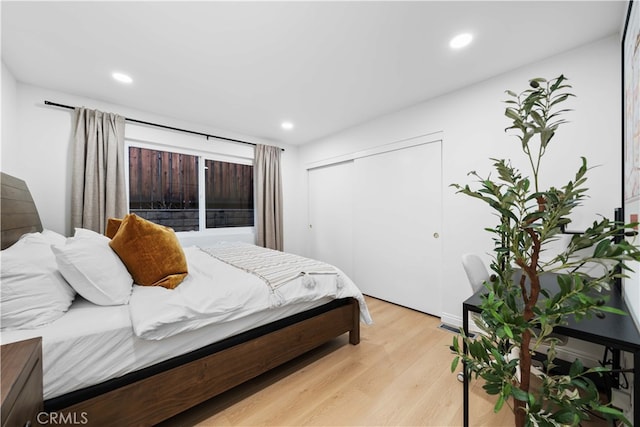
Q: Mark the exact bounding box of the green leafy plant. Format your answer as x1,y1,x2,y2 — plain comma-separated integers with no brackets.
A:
450,75,640,427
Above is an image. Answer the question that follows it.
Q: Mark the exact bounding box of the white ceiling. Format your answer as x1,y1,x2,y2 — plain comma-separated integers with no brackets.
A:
1,1,627,145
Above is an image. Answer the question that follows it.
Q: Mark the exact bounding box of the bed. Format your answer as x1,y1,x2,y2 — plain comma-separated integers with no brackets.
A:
0,172,371,426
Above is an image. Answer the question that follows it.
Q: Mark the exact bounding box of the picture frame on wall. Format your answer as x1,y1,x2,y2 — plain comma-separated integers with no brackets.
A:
623,0,640,323
624,0,639,225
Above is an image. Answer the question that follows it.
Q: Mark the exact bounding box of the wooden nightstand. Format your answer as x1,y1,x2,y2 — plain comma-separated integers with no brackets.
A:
1,337,43,427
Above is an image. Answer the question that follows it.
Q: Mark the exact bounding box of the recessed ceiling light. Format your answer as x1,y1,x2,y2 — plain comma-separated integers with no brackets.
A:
449,33,473,49
112,72,133,84
281,121,294,130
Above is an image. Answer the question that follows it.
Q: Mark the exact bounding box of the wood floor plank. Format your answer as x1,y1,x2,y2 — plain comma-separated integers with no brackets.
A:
159,296,609,427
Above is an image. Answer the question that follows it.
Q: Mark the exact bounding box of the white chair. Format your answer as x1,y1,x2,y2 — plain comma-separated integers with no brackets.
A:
462,254,567,344
462,253,503,338
457,254,566,382
457,254,493,382
461,253,490,295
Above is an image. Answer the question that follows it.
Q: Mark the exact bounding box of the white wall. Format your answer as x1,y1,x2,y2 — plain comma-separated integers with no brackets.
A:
1,62,18,166
1,35,624,327
292,36,622,326
1,80,300,251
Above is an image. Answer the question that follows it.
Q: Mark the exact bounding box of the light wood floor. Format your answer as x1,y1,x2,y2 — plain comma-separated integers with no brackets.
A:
158,296,609,427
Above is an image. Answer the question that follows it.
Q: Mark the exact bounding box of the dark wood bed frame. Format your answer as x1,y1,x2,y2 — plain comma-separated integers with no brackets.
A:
0,172,361,426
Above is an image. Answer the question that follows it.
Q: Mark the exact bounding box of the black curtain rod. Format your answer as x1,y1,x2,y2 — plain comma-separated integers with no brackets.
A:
44,100,283,151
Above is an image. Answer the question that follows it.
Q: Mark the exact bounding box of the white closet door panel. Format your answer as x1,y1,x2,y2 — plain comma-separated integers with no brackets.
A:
307,161,354,278
353,142,442,315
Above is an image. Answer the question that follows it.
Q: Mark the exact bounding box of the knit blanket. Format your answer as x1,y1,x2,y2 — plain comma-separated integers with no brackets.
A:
201,242,339,291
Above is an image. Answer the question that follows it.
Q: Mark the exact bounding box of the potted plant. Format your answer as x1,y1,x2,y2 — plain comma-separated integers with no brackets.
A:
450,75,640,427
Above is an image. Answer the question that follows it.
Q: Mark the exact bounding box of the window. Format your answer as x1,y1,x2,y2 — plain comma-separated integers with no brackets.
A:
128,146,254,231
205,159,254,228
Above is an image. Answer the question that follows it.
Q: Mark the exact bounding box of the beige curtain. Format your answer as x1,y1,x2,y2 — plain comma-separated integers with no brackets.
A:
255,144,283,250
71,107,127,234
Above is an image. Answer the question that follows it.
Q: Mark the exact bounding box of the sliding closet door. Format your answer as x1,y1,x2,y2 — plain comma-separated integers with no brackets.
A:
307,161,354,278
353,142,442,316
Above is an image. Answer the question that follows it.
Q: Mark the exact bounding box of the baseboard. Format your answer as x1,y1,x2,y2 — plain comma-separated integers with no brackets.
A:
440,312,482,334
440,312,461,329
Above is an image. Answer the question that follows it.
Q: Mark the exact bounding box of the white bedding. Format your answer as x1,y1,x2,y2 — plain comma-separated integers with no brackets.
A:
0,296,341,400
0,239,371,400
130,244,371,340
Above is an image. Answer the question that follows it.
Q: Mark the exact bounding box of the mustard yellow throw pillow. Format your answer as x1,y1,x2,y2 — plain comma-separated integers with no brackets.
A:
105,217,122,239
109,214,188,289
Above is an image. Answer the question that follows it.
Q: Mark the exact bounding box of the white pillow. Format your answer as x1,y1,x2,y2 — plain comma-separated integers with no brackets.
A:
52,229,133,306
40,229,68,246
1,233,76,330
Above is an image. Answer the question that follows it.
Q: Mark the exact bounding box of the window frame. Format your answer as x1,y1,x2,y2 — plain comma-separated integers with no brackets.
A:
125,139,256,236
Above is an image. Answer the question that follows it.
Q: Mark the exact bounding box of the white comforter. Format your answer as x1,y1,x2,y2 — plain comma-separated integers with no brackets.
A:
129,244,372,340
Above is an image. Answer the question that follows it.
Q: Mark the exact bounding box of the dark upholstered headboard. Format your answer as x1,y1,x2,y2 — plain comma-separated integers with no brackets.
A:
1,172,43,249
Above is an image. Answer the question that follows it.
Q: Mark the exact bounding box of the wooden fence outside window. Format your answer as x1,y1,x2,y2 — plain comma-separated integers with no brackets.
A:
128,147,254,231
